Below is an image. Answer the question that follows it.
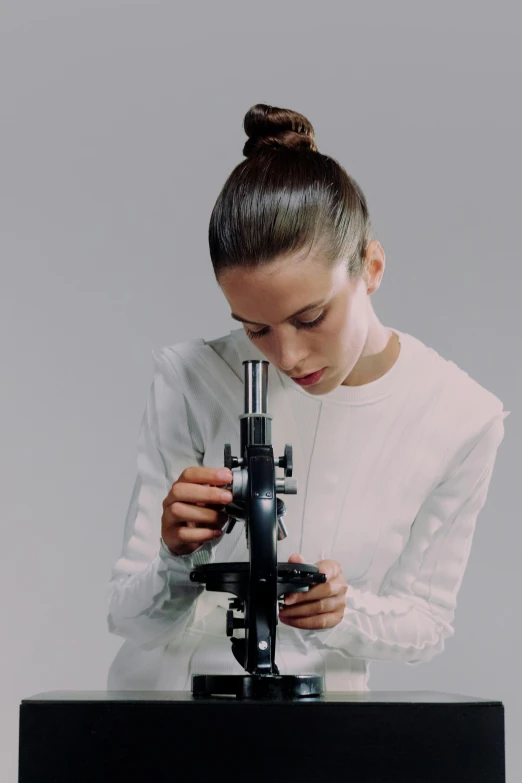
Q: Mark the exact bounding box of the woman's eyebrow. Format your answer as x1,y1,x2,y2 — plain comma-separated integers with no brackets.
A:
230,297,328,326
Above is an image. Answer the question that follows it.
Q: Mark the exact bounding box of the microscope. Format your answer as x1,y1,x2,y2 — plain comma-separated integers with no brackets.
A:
189,359,326,699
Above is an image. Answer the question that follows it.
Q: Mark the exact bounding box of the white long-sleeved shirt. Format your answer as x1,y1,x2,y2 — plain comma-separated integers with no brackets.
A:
106,326,510,692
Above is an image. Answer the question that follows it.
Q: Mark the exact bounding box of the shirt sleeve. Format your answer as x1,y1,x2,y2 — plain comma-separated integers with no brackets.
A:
314,410,510,664
106,348,220,651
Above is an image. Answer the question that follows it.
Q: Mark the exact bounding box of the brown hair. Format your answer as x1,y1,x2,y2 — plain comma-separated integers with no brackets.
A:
208,103,373,281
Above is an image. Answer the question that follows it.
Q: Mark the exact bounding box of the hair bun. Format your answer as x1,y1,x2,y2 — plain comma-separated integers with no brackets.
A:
242,103,318,158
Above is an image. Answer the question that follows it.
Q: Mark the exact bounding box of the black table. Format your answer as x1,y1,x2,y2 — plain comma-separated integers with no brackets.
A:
19,690,505,782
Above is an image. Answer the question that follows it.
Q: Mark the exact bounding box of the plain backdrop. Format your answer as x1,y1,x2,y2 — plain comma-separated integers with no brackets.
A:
1,1,520,780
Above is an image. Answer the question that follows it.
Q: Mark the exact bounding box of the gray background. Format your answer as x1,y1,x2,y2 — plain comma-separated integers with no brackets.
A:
1,1,520,780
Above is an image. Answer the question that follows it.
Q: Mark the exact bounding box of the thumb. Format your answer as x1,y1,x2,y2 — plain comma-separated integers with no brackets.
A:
288,552,305,564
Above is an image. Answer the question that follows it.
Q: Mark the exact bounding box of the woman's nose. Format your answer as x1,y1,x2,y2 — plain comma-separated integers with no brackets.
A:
274,345,308,374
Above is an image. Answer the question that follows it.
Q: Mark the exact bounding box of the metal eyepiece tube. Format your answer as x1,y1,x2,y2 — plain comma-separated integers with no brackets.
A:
243,360,268,414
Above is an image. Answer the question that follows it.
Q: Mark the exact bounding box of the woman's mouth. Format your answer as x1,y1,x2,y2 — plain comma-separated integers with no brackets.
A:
291,368,326,386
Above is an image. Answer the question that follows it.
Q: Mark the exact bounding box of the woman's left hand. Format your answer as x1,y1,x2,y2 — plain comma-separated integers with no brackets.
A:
278,552,348,630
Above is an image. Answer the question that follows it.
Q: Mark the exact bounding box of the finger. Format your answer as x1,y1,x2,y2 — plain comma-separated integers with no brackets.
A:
169,501,229,527
279,612,342,630
170,483,233,507
279,596,340,618
284,578,347,605
181,517,227,529
288,552,305,564
178,467,233,486
176,526,224,543
315,559,343,582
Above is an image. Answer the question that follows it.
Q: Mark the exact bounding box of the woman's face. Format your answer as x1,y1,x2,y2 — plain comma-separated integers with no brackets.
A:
218,242,385,394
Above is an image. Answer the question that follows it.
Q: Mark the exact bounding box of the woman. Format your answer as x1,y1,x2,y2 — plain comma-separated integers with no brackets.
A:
106,103,509,692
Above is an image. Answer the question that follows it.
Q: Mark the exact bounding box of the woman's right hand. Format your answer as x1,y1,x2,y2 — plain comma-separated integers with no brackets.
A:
161,466,234,556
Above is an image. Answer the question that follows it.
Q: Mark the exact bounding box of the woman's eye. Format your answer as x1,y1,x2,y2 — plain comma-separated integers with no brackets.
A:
246,311,327,341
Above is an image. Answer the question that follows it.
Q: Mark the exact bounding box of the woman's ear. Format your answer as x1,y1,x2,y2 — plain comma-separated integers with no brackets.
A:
363,242,385,294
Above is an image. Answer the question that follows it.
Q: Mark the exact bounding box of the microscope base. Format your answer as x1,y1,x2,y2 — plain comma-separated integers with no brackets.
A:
192,673,323,699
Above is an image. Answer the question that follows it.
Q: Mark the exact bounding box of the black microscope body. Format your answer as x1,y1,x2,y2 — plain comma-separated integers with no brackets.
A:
189,360,326,699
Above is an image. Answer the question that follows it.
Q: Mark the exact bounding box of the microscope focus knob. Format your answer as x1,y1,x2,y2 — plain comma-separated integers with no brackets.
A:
226,610,246,637
224,444,241,470
226,610,234,637
284,444,293,476
275,477,298,494
278,444,293,477
224,444,233,470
